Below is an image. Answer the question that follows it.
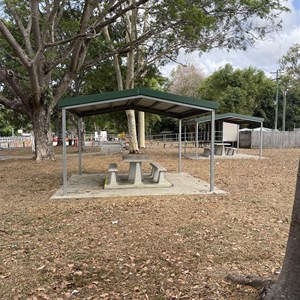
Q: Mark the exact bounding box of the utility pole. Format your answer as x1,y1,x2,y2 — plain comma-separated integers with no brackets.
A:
282,89,288,131
271,70,280,130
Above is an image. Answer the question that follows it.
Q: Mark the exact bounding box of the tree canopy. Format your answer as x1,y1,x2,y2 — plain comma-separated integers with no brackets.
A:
199,64,276,127
279,43,300,86
0,0,289,159
168,64,205,98
277,43,300,130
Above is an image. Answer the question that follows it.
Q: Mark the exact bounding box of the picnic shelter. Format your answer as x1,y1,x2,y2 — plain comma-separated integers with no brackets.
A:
57,88,219,196
184,113,264,158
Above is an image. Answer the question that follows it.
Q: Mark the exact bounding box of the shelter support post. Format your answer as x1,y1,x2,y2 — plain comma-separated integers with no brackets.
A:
62,109,67,195
78,117,82,175
178,119,182,173
210,111,215,192
184,124,187,158
195,122,199,159
237,124,240,154
260,122,263,159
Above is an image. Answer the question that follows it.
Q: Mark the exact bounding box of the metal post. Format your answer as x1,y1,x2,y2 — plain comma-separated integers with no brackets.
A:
274,70,279,130
237,124,240,154
282,90,287,131
210,111,215,192
62,109,67,195
78,117,82,175
260,121,263,159
195,122,199,159
178,119,182,173
12,128,15,148
184,124,187,158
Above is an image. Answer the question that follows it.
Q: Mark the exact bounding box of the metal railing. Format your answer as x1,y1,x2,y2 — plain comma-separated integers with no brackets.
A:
146,131,223,143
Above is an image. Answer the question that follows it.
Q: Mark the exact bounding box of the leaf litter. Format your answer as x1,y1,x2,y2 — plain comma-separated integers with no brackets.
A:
0,146,298,299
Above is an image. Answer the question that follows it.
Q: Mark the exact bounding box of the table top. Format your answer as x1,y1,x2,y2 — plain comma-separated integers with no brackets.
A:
122,154,151,162
215,142,231,146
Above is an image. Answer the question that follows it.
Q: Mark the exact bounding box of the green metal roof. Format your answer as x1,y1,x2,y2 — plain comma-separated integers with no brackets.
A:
57,87,218,119
184,113,264,125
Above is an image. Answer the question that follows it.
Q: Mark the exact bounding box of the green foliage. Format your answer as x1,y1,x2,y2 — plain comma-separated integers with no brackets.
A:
152,0,289,56
277,44,300,130
150,116,178,135
279,43,300,86
0,106,31,135
276,88,300,131
199,64,276,127
0,0,290,154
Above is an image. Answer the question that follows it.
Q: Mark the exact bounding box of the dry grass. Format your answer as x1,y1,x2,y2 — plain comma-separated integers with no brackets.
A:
0,145,299,299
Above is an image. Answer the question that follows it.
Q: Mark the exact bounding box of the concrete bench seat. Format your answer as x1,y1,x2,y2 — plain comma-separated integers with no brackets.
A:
203,147,211,157
150,161,167,184
225,147,237,156
107,163,119,186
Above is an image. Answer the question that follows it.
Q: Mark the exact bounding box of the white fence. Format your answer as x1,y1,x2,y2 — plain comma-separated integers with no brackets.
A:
149,130,300,149
254,130,300,148
0,136,32,149
146,131,223,142
2,130,300,150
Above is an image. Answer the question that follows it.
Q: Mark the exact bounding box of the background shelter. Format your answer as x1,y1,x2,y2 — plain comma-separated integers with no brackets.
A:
184,113,264,158
57,88,218,195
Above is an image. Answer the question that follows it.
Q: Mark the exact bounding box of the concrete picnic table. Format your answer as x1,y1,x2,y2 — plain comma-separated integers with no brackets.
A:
104,154,171,189
214,142,231,156
122,154,151,185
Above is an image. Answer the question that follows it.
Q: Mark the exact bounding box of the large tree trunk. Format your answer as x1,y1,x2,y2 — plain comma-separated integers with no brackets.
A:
263,159,300,299
32,107,55,161
103,14,140,154
126,109,139,153
138,111,145,148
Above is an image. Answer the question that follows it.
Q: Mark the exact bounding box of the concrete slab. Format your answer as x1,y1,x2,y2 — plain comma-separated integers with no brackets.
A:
186,153,262,160
104,173,173,189
51,172,226,199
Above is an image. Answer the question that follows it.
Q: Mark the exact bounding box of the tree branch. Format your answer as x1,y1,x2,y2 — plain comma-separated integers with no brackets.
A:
83,28,155,69
93,0,149,32
0,94,28,115
31,0,42,51
0,20,30,68
43,0,148,48
68,2,93,74
0,67,29,104
44,0,64,35
5,2,34,57
102,26,123,90
29,71,41,107
52,71,73,102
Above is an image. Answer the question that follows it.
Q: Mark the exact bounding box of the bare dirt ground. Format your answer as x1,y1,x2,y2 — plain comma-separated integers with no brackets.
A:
0,145,299,300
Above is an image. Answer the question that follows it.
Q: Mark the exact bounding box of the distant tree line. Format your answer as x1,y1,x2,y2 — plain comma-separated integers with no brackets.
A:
0,0,289,158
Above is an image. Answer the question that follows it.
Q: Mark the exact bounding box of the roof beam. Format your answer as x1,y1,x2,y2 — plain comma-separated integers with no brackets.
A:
126,97,141,107
75,104,181,119
149,101,160,109
165,104,179,112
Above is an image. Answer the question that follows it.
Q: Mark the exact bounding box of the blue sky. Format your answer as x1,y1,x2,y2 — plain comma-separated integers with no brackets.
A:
161,0,300,78
294,0,300,9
